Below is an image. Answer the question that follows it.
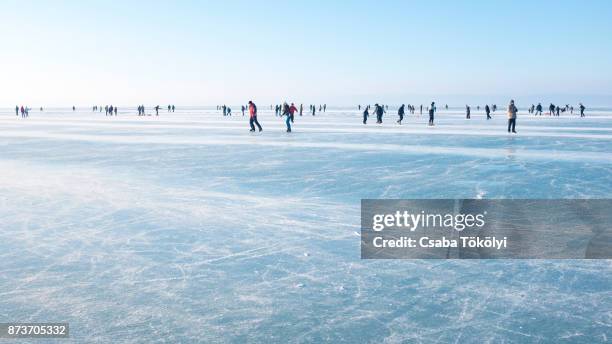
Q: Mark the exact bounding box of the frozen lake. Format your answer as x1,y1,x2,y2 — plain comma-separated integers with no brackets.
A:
1,106,611,343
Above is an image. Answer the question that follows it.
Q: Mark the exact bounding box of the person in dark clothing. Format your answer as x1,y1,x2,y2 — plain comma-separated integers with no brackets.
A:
536,103,543,116
397,104,405,124
485,104,491,119
363,107,369,124
466,105,471,119
579,103,586,117
155,105,160,116
428,102,436,126
248,101,263,132
282,103,292,132
374,104,384,124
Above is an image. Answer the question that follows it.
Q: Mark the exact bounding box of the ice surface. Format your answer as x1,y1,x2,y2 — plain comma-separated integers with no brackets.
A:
0,107,611,343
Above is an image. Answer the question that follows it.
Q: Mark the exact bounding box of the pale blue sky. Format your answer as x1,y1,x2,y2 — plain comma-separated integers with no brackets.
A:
1,0,611,106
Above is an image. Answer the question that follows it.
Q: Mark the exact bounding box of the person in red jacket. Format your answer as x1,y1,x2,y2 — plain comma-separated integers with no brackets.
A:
288,103,298,123
248,101,262,132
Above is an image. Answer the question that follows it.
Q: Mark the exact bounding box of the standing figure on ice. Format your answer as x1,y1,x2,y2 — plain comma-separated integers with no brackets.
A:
248,101,262,132
289,103,298,124
281,102,292,132
373,104,384,124
397,104,405,124
428,102,436,126
507,99,518,133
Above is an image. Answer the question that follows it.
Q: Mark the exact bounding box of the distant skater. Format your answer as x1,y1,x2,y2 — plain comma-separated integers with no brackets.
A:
299,104,303,116
466,105,471,119
241,105,246,116
155,105,160,116
363,107,369,124
428,102,436,126
579,103,586,117
397,104,405,124
374,103,384,124
536,103,543,116
15,105,18,116
248,101,262,132
507,100,518,133
289,103,298,124
485,104,491,120
282,103,292,132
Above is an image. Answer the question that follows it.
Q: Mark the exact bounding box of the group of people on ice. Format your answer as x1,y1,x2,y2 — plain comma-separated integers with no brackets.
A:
12,100,588,136
15,105,30,118
526,103,586,117
358,100,587,134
